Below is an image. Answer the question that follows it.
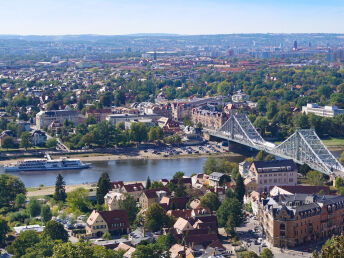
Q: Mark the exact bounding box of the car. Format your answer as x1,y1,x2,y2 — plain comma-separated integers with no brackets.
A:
254,240,259,245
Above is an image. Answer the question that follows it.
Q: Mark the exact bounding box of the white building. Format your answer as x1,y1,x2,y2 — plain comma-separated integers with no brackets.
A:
302,103,344,117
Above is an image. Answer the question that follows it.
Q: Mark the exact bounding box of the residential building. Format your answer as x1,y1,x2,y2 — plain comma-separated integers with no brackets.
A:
208,172,225,187
270,185,332,196
31,130,47,146
232,91,249,103
191,107,228,130
249,160,297,193
302,103,344,117
86,210,129,238
36,110,79,129
157,117,180,133
104,191,124,211
139,188,170,210
112,183,144,202
259,194,344,248
239,161,251,177
174,217,194,234
86,109,112,122
0,130,17,147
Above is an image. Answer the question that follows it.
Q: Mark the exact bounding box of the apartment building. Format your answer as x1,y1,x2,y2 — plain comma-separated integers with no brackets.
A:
36,110,79,129
258,194,344,248
191,107,228,130
247,160,297,193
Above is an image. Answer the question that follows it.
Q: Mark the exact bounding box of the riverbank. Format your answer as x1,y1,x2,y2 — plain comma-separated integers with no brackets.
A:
27,181,145,197
0,151,243,166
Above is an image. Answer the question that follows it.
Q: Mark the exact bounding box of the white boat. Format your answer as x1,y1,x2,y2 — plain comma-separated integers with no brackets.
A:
4,154,91,172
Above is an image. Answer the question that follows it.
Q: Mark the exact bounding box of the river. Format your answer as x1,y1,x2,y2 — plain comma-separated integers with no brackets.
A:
0,155,246,187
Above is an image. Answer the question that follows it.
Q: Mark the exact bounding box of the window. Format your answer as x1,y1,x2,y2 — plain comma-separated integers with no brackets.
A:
289,178,293,182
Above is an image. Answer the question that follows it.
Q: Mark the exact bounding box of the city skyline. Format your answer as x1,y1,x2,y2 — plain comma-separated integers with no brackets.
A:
1,0,344,35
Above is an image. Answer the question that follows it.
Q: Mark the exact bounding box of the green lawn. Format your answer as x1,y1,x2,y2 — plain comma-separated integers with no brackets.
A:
321,138,344,147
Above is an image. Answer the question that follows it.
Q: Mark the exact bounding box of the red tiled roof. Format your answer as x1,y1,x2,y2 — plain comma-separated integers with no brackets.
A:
143,188,170,199
110,181,124,189
98,210,129,228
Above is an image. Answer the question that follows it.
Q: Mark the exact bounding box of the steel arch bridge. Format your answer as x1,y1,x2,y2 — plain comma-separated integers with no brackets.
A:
208,113,344,176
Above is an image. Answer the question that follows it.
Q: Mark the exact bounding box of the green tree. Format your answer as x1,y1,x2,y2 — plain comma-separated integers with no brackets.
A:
148,127,163,142
66,188,92,213
174,179,187,198
266,101,278,120
20,131,32,150
200,192,221,211
96,172,111,205
1,136,16,149
318,233,344,258
150,181,164,189
146,176,151,189
253,116,269,136
203,157,217,175
173,171,184,180
102,232,111,240
6,230,40,257
46,138,58,148
41,205,52,224
164,232,176,248
118,193,139,225
14,193,26,209
0,217,9,246
260,248,274,258
217,197,245,227
235,174,246,202
0,174,26,210
225,215,236,238
306,170,325,186
54,174,67,202
23,237,61,258
145,203,171,232
27,198,41,217
43,220,68,242
132,243,166,258
129,122,148,143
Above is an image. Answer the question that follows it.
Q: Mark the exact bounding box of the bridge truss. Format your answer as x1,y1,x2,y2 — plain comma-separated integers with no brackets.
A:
209,113,344,175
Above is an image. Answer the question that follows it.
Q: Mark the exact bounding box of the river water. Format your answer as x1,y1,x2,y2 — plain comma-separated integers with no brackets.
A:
0,155,246,187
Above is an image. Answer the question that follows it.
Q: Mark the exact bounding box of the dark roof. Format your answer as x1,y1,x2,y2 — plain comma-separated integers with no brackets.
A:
167,209,193,220
170,178,192,185
98,210,129,227
185,233,218,247
252,159,296,173
272,185,331,195
123,183,144,192
143,188,170,199
110,181,124,189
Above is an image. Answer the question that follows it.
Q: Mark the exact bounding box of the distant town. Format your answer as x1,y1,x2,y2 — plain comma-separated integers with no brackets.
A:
1,34,344,257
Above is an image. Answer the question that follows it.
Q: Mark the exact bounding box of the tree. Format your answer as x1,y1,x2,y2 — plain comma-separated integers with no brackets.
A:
173,171,184,180
174,179,187,198
6,230,40,257
41,205,52,224
306,170,325,186
27,199,41,217
217,197,245,227
318,233,344,258
260,248,274,258
132,243,166,258
118,193,139,225
164,232,176,248
66,188,92,213
23,237,61,258
150,181,164,189
266,101,278,120
0,174,26,210
145,203,171,232
129,122,148,143
1,136,15,149
102,232,111,240
54,174,67,202
20,131,32,150
43,220,68,242
0,217,9,246
256,150,265,161
203,157,217,175
253,116,269,136
148,127,163,142
235,174,246,202
46,138,58,148
200,192,221,211
14,193,26,209
146,176,151,189
225,215,236,238
96,172,111,205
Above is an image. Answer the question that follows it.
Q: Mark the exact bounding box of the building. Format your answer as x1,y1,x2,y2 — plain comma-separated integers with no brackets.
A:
36,110,79,129
31,130,47,146
104,191,124,211
270,185,332,196
239,161,251,177
208,172,225,188
86,210,129,238
232,91,249,103
121,183,145,202
86,109,112,122
139,188,170,210
106,114,138,125
157,117,180,133
249,160,297,193
258,194,344,248
13,225,45,235
302,103,344,117
191,107,228,130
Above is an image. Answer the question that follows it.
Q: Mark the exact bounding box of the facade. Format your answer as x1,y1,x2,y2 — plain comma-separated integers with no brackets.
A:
259,194,344,248
86,109,112,122
139,188,169,210
249,160,297,193
36,110,79,129
191,107,228,130
208,172,225,188
86,210,129,237
31,130,47,146
302,103,344,117
104,191,124,211
157,117,180,133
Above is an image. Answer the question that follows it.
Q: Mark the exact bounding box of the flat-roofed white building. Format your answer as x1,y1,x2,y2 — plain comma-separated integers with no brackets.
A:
302,103,344,117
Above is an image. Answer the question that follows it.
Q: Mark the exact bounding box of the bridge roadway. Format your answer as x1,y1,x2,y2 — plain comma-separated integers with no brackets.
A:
206,113,344,176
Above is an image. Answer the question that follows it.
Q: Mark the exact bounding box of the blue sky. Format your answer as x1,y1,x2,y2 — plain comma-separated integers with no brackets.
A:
0,0,343,35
